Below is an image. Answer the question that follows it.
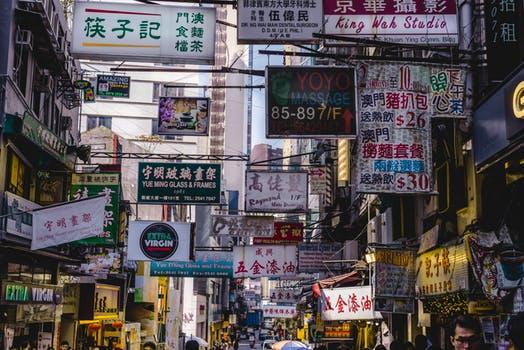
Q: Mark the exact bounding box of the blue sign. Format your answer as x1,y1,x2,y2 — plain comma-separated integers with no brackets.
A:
150,250,233,278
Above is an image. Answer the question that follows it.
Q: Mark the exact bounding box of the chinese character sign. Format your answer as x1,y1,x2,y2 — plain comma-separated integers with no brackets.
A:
233,245,297,278
356,62,467,193
245,171,308,212
31,196,107,250
266,67,357,138
71,2,215,65
324,0,458,44
71,173,121,245
157,97,209,136
211,215,274,237
373,249,416,298
320,286,382,321
270,288,298,303
138,162,221,204
261,305,297,318
253,222,304,244
237,0,323,43
309,167,327,195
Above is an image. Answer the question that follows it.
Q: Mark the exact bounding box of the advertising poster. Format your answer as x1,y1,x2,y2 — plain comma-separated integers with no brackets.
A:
324,0,458,45
233,245,297,278
237,0,323,43
138,162,221,204
298,242,343,273
253,222,304,244
157,97,209,136
96,74,130,97
71,173,121,245
31,196,106,250
150,250,233,278
211,215,274,237
5,192,41,240
245,170,308,212
266,66,357,137
79,250,122,275
320,286,382,321
72,2,216,65
373,249,416,298
127,221,192,261
261,305,297,318
309,167,327,195
355,62,467,193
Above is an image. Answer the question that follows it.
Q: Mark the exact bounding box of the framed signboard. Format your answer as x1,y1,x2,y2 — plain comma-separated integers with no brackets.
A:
157,97,209,136
96,75,130,98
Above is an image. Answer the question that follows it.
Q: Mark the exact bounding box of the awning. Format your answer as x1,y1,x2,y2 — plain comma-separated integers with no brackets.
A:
317,271,362,289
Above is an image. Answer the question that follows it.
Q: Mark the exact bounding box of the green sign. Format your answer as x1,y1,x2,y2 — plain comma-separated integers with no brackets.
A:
18,112,75,169
96,75,131,98
71,173,120,245
5,284,29,302
137,162,221,204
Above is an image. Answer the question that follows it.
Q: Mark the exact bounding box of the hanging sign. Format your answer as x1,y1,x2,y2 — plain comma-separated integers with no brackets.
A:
266,66,357,138
233,245,297,278
355,62,468,193
320,286,382,321
31,196,106,250
261,305,297,318
71,2,216,65
211,215,274,237
237,0,323,43
415,242,469,297
71,173,121,246
418,225,439,253
128,221,192,261
1,281,62,305
137,162,221,204
5,192,41,240
157,97,209,136
309,167,327,195
253,222,304,244
373,249,416,298
245,170,308,212
150,250,233,278
298,243,343,273
324,0,458,45
96,74,131,98
270,288,298,303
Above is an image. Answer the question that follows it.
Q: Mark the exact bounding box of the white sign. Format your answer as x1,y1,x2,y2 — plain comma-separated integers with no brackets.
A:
245,171,308,212
233,245,297,278
128,221,192,262
261,305,297,318
270,288,298,303
31,196,106,250
71,1,216,65
324,0,458,45
321,286,382,321
237,0,323,43
5,192,41,240
309,167,327,195
211,215,274,237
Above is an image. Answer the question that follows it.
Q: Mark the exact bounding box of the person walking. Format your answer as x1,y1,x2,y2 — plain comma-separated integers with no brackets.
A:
449,315,482,350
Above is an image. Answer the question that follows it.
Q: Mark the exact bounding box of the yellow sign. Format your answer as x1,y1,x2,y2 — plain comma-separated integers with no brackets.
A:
513,81,524,119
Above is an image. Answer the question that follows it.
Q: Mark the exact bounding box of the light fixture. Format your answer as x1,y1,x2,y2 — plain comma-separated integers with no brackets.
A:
365,252,376,264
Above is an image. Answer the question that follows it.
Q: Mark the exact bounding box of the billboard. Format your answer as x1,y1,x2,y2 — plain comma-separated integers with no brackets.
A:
253,222,304,244
245,170,308,212
324,0,458,45
355,62,468,193
211,215,274,237
137,162,221,204
71,2,216,65
96,75,130,98
157,97,209,136
150,250,233,278
266,66,357,138
233,245,297,278
237,0,323,43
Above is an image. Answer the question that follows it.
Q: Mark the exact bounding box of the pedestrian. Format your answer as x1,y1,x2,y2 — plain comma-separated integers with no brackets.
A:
508,312,524,350
60,341,71,350
234,339,239,350
143,341,157,350
449,314,482,350
404,341,415,350
390,341,403,350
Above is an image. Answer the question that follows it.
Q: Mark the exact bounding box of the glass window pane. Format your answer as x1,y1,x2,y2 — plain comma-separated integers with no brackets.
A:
99,116,112,129
19,264,32,282
7,263,20,280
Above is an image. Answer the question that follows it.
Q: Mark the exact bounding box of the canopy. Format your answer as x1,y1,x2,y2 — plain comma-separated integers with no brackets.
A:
186,336,209,348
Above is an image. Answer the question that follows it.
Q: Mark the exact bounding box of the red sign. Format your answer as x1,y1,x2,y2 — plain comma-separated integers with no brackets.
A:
253,222,304,244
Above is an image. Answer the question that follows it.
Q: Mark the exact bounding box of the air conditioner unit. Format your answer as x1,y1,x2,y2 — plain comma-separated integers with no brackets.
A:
367,215,382,244
380,208,393,244
16,29,33,50
61,116,73,131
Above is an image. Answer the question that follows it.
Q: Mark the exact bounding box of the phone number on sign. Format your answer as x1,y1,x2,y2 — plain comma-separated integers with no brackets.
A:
271,106,345,120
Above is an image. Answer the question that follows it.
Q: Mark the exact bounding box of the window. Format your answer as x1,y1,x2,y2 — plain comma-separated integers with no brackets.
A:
7,151,30,197
153,82,162,102
87,116,112,131
7,263,53,283
13,44,30,96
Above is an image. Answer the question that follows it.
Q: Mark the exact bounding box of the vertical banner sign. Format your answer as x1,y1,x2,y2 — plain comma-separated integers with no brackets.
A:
245,171,308,212
158,97,209,136
237,0,323,43
355,62,467,193
373,249,416,298
233,245,297,278
138,162,221,204
484,0,524,81
266,67,357,138
96,75,131,98
324,0,458,45
253,222,304,244
71,173,120,245
309,167,327,195
71,2,216,65
320,286,382,321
